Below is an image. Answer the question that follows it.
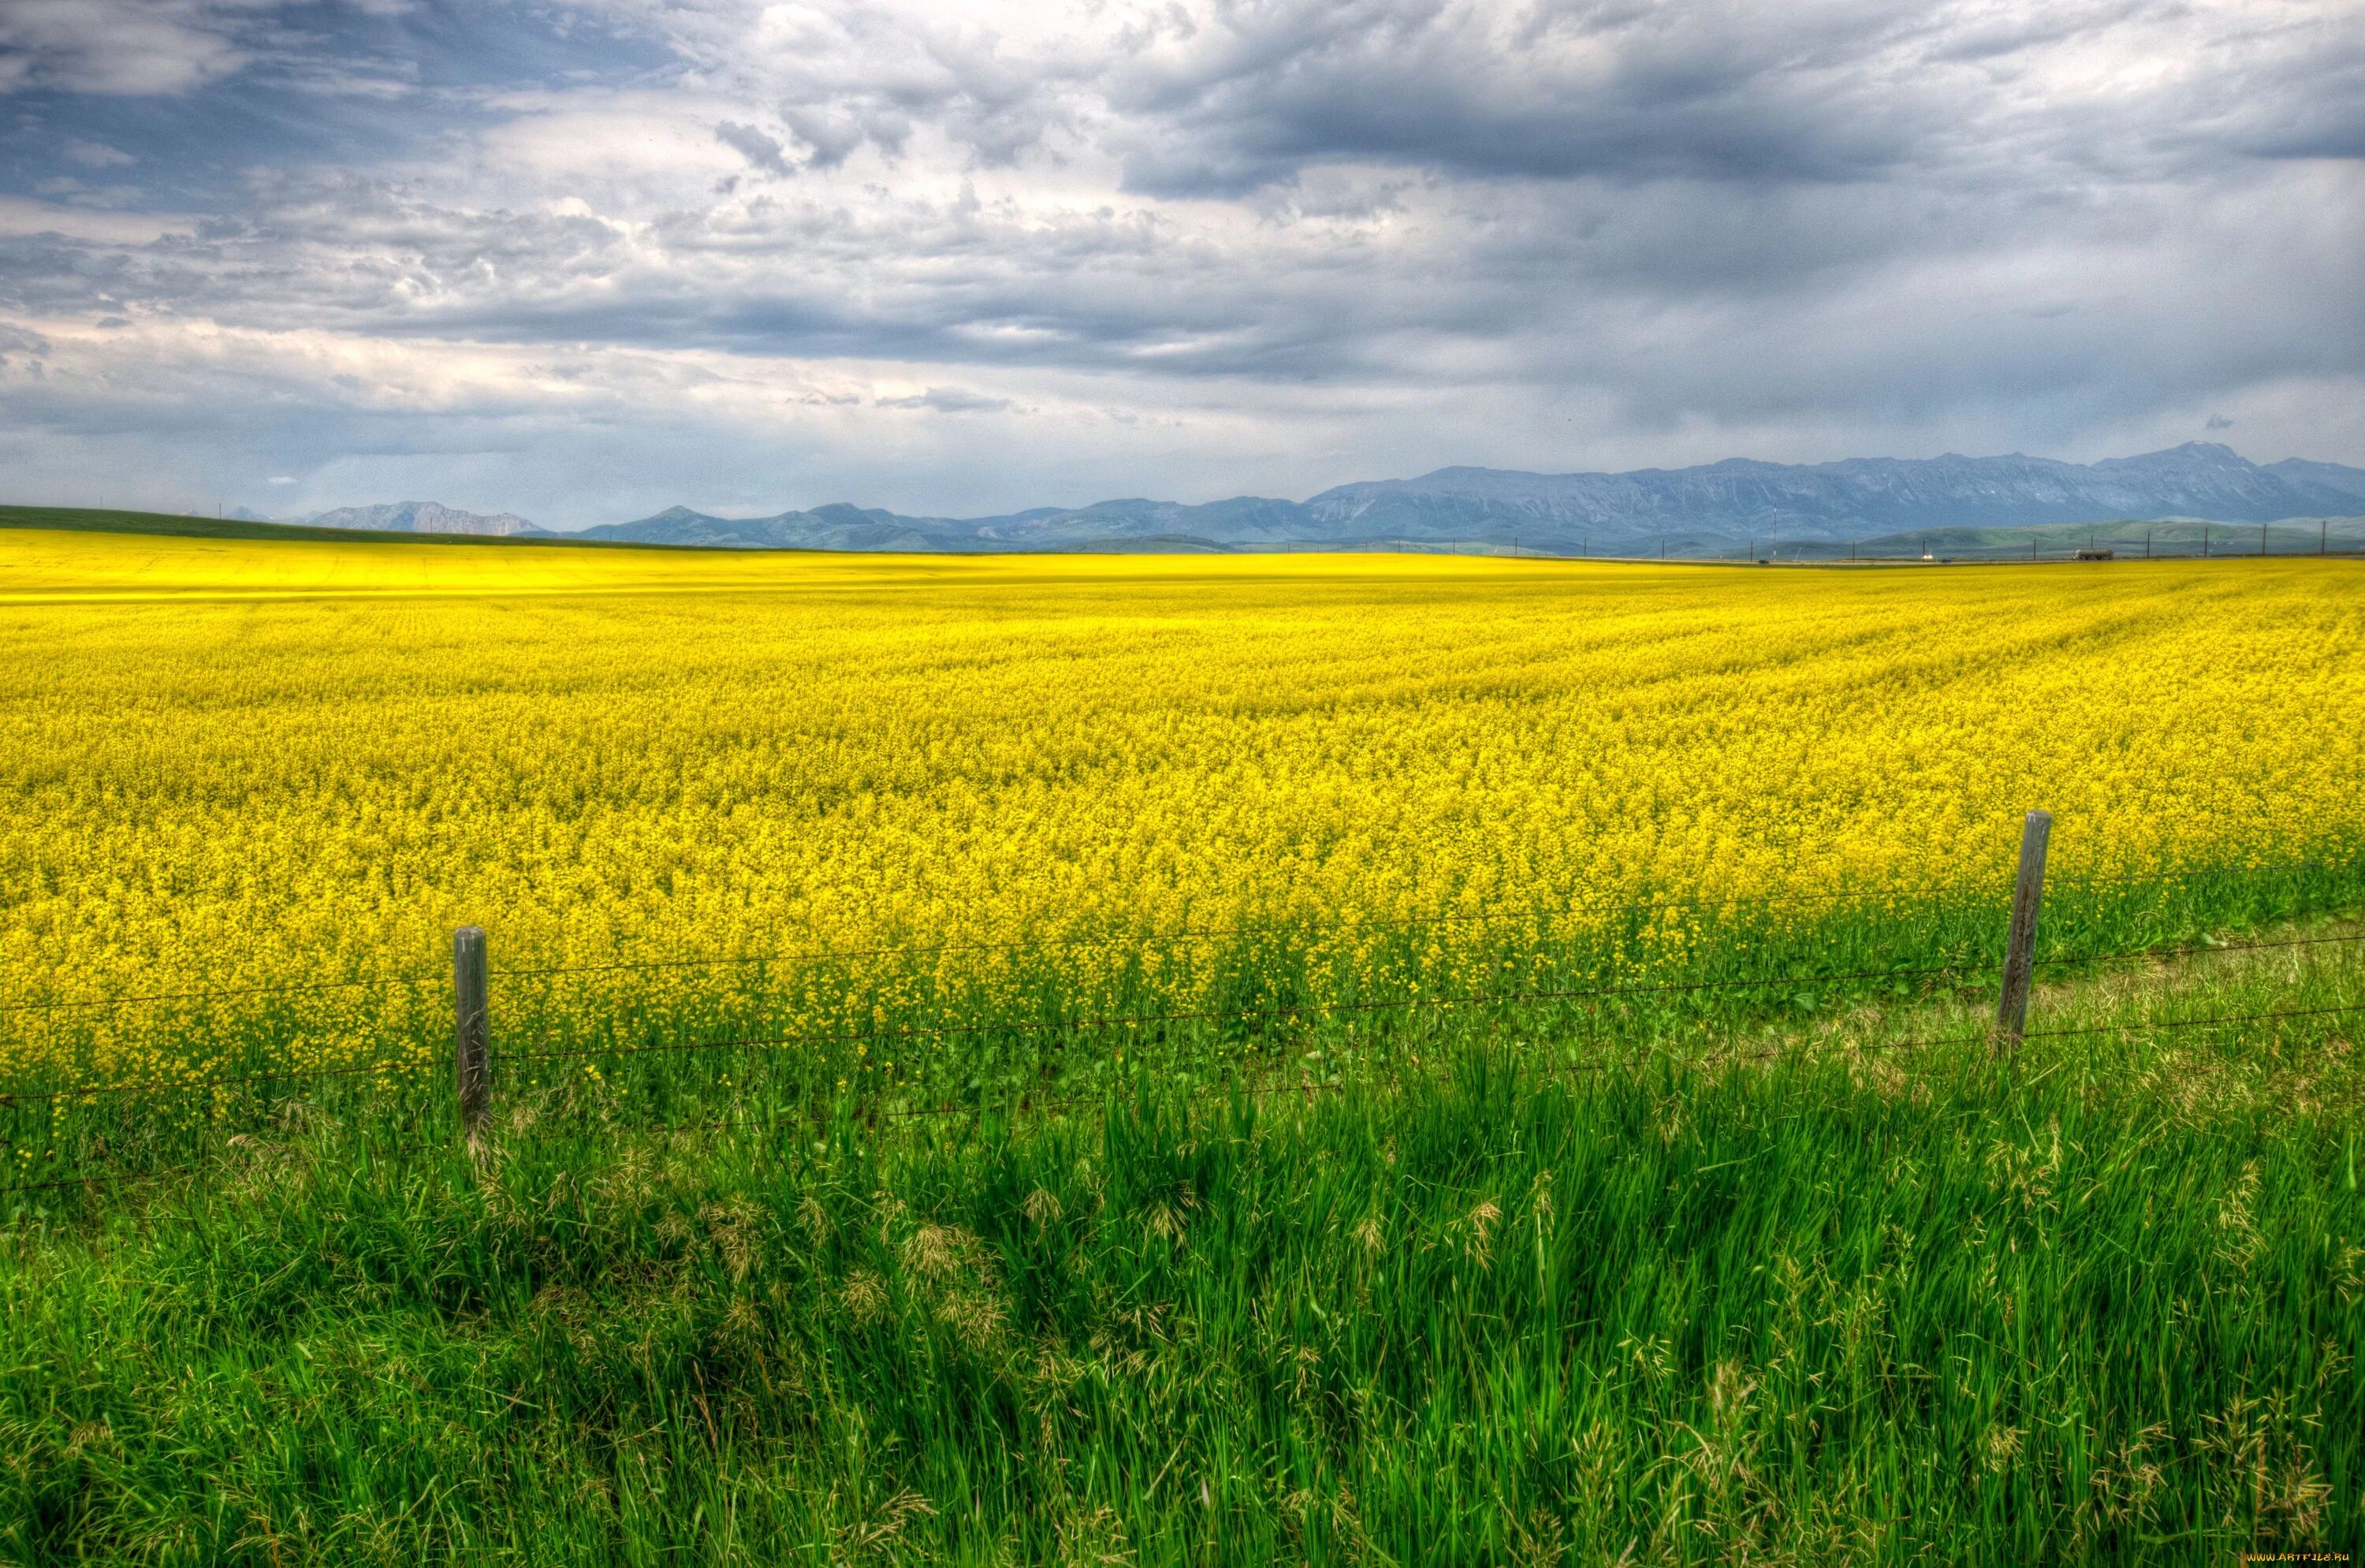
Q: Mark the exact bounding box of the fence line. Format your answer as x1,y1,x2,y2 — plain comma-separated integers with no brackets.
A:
486,855,2358,980
6,819,2363,1201
0,952,1997,1104
516,956,1997,1067
0,970,445,1019
1565,542,2365,567
493,883,1974,981
16,993,2358,1200
6,929,2360,1110
513,928,2365,1071
0,1056,428,1108
6,851,2355,1017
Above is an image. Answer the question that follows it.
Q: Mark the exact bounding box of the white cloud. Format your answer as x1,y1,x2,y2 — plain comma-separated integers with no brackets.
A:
0,0,263,95
61,138,136,167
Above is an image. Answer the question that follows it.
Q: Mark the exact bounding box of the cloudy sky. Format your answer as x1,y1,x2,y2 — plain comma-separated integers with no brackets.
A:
2,0,2359,527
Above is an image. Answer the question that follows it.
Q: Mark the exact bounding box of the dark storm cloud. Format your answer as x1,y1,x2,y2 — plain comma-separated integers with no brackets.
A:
1100,0,2365,196
2206,34,2365,163
1105,0,1931,195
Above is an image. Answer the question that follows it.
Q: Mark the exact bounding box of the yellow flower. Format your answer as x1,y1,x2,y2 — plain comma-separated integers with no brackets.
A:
0,534,2356,1094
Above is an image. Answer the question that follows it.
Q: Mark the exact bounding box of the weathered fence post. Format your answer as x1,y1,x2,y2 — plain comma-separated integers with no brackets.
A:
453,926,490,1149
1995,811,2051,1052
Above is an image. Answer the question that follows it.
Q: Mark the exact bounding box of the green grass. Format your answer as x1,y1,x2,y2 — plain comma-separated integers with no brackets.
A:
2,895,2361,1562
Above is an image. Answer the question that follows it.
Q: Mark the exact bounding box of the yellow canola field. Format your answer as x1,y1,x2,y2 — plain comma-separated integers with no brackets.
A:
2,526,2361,1088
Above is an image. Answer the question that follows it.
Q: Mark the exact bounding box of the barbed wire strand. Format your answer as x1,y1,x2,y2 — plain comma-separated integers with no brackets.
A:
0,1056,432,1108
0,972,444,1019
17,957,1945,1104
512,927,2365,1067
492,857,2357,981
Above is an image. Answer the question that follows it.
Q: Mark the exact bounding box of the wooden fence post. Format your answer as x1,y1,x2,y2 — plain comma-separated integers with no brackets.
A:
453,926,490,1149
1995,811,2051,1052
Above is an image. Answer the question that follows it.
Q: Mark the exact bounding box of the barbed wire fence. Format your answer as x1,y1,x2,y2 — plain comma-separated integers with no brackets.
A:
4,814,2361,1201
2,851,2341,1023
1345,523,2365,564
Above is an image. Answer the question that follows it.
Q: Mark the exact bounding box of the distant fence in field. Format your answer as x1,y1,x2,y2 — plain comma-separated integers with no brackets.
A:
1289,520,2365,564
6,813,2363,1202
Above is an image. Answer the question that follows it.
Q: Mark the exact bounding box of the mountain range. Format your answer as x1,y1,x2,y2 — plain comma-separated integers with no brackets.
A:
281,444,2365,554
292,501,540,536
